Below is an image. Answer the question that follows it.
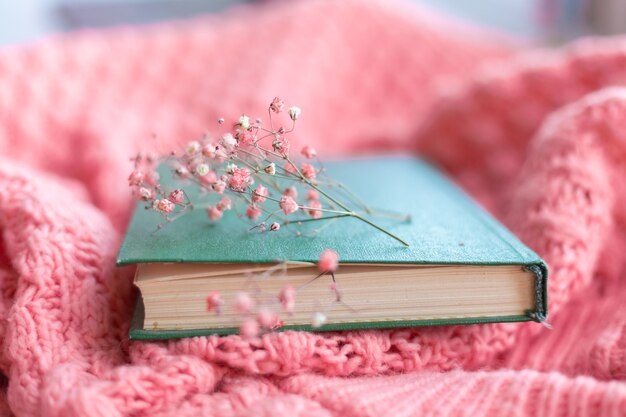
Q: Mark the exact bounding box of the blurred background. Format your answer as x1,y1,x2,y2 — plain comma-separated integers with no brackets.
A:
2,0,626,47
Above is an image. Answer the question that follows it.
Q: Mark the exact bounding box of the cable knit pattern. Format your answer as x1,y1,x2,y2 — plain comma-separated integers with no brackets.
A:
1,0,626,416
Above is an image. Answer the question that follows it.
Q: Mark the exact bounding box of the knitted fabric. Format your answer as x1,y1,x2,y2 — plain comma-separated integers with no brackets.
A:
1,1,626,416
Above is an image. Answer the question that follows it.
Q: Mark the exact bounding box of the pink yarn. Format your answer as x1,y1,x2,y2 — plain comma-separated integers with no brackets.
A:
1,0,626,416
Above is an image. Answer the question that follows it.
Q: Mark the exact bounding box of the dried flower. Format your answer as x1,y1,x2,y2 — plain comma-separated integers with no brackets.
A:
218,117,225,124
311,312,326,328
270,97,285,113
240,319,259,338
233,292,254,314
212,180,226,194
252,184,268,203
168,189,185,204
301,146,317,159
207,206,223,221
307,199,323,219
186,141,201,155
278,285,296,313
246,204,262,221
301,163,317,180
206,292,223,314
216,196,232,211
264,163,276,175
257,309,279,328
270,222,280,231
195,163,210,177
306,189,319,201
239,115,250,129
283,186,298,199
128,170,144,186
227,168,251,192
139,187,155,201
222,133,237,148
154,199,175,213
279,196,298,216
288,106,301,121
237,129,254,146
318,249,339,272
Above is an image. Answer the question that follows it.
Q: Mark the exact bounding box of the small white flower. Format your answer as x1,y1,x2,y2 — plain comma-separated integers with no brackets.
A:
264,162,276,175
225,163,238,174
195,163,210,176
311,312,326,328
270,222,280,231
288,106,301,121
239,115,250,129
222,133,237,148
186,141,201,155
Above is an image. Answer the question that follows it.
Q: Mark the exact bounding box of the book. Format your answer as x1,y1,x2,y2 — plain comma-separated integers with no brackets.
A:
117,156,547,340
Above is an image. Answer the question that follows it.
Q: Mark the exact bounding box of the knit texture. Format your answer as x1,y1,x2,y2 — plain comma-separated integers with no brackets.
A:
1,0,626,416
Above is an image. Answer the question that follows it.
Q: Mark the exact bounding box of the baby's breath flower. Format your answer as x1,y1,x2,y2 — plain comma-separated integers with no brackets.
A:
278,285,296,314
212,180,226,194
318,249,339,272
307,199,323,219
186,141,201,155
233,292,254,314
301,146,317,159
240,319,259,338
311,312,326,328
279,196,298,215
216,196,232,211
138,187,154,201
306,189,319,201
222,133,237,148
168,189,185,204
264,163,276,175
207,206,223,221
301,162,317,180
206,292,223,314
196,163,210,177
252,184,268,203
217,117,225,124
288,106,301,121
202,143,217,158
245,204,262,220
239,115,250,129
128,170,144,186
283,186,298,199
227,168,251,192
225,163,237,174
270,97,284,113
154,199,175,213
175,166,190,179
257,308,278,328
270,222,280,231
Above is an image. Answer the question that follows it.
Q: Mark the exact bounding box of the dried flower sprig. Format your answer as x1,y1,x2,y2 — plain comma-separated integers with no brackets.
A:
128,97,410,245
206,249,350,335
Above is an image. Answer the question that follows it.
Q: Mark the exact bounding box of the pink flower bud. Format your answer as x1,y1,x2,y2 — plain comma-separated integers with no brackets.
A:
207,207,223,221
202,143,217,158
246,204,262,221
270,222,280,231
256,309,278,328
252,185,268,203
306,189,319,201
128,170,144,186
318,249,339,272
278,285,296,314
138,187,154,201
216,196,232,211
168,189,185,204
240,319,259,338
154,199,175,213
301,163,317,180
283,186,298,199
227,168,251,192
269,97,284,113
301,146,317,159
233,292,254,314
212,181,226,194
237,129,254,145
279,196,298,216
206,292,223,314
307,199,323,219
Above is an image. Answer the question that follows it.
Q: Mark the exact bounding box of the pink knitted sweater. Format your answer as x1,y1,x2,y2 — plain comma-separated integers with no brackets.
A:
1,1,625,416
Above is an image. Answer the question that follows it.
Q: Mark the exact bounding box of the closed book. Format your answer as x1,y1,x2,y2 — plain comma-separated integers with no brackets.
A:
117,156,547,340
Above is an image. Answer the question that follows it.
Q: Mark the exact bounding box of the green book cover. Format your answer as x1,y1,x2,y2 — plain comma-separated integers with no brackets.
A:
118,156,547,340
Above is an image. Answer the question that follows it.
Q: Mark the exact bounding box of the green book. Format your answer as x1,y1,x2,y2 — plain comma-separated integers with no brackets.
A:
118,156,547,340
